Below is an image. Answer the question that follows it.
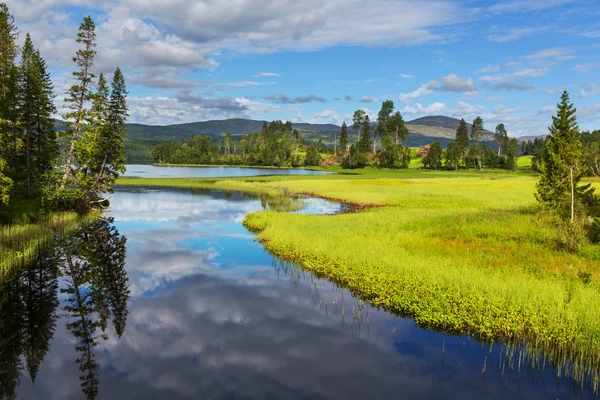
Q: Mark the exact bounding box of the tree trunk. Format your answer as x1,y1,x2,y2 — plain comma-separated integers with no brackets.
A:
25,128,31,197
373,137,376,154
570,167,574,223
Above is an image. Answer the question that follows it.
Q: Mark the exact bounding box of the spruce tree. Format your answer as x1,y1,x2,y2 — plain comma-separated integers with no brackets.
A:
455,119,470,165
18,34,57,197
360,116,372,154
536,91,595,212
63,16,97,184
339,122,349,155
0,3,17,203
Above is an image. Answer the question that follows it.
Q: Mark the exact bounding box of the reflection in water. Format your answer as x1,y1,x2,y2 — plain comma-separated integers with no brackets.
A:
0,217,129,400
2,187,598,399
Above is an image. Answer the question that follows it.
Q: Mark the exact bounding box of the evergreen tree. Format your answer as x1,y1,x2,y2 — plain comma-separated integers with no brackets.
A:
445,141,461,170
63,16,97,184
470,116,484,169
455,119,470,166
494,123,508,156
360,116,372,154
387,111,409,145
376,100,394,153
0,3,17,204
339,122,349,155
260,122,269,146
423,141,443,170
536,91,597,250
18,34,57,198
504,138,519,171
352,109,366,143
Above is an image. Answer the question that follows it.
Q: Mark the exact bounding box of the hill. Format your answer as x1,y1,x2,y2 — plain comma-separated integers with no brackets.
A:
54,116,499,162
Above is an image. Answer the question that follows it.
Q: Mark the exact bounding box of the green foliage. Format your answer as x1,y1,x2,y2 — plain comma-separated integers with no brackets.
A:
359,115,372,154
423,141,443,170
444,142,461,170
341,143,367,169
338,122,349,156
455,118,470,164
536,91,598,251
494,123,508,156
304,142,322,166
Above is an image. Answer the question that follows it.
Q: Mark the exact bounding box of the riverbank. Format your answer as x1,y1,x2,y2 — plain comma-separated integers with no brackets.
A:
116,168,600,384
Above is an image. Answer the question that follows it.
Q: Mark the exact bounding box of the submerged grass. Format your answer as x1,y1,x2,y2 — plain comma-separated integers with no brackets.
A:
117,168,600,390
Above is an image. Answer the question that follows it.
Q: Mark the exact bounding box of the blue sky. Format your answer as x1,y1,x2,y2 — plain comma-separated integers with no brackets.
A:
5,0,600,136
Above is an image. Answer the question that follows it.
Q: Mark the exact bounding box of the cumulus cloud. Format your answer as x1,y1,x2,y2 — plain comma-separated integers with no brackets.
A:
399,73,476,103
312,109,342,125
361,96,377,103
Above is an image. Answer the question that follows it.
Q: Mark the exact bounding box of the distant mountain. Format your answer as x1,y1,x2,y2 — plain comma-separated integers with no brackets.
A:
407,116,494,141
517,135,545,143
54,116,500,162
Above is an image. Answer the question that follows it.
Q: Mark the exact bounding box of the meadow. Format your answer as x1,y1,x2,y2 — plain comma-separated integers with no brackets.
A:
117,167,600,388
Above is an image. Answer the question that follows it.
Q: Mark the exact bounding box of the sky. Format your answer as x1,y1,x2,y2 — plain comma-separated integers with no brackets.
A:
4,0,600,137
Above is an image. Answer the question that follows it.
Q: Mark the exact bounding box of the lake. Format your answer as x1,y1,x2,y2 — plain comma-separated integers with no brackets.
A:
122,164,333,178
3,186,595,399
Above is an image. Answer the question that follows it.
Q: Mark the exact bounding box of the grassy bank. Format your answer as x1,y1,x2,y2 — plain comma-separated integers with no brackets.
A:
0,212,92,277
116,169,600,386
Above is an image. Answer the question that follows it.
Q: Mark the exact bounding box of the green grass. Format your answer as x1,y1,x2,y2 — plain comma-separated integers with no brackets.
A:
116,168,600,388
0,212,91,276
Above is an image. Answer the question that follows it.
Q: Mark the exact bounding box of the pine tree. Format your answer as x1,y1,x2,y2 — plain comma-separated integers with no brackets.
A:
0,3,17,204
494,123,508,156
376,100,394,153
63,16,97,184
339,122,349,155
536,91,594,212
455,119,470,165
260,122,269,147
352,109,366,143
536,91,597,250
360,116,372,154
388,111,409,145
18,33,57,198
470,116,484,169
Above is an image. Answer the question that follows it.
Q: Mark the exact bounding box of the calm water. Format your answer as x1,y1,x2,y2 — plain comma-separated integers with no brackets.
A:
3,187,595,399
122,164,333,178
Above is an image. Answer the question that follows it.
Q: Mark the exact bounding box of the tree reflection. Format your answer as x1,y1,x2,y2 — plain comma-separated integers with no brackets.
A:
0,217,129,400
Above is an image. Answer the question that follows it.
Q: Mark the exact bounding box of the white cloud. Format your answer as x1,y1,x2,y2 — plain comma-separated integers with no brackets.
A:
487,26,547,43
476,65,500,74
488,0,575,12
399,73,414,79
580,84,600,97
486,96,505,101
522,47,575,66
312,109,342,125
399,73,476,103
401,102,447,115
258,72,281,77
361,96,377,103
571,64,599,74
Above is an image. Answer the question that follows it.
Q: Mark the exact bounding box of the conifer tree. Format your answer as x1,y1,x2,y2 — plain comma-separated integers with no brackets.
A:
470,116,484,169
536,91,597,250
360,115,372,154
18,33,57,197
352,109,366,142
63,16,97,184
423,141,443,170
455,119,470,165
494,123,508,156
339,122,349,155
0,3,17,203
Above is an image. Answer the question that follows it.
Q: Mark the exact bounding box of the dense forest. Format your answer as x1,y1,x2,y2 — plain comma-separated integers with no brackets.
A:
0,4,128,221
152,100,520,171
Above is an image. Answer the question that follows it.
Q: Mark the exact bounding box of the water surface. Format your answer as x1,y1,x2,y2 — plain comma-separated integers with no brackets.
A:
122,164,332,178
4,187,596,399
